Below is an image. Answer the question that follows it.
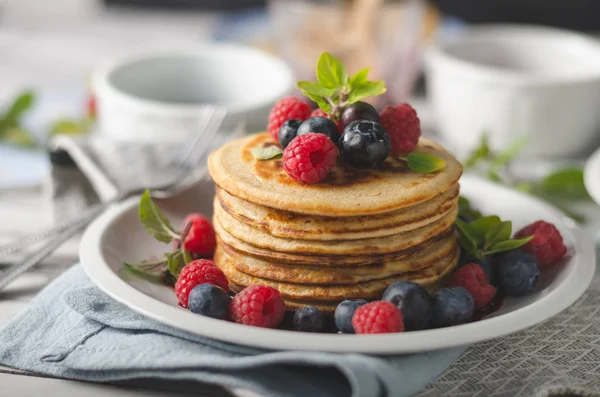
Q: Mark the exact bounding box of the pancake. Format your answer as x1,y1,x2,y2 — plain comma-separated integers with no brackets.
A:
216,227,456,266
224,234,459,285
217,245,459,302
214,200,458,256
208,132,463,216
217,184,459,241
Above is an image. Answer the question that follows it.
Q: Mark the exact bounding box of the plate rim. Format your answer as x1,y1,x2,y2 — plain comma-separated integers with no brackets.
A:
584,146,600,207
79,175,596,355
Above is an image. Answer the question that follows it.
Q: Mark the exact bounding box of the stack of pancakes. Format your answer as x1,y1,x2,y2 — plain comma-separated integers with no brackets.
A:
208,132,463,312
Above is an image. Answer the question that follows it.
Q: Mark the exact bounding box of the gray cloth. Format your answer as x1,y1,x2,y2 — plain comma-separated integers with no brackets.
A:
0,265,464,397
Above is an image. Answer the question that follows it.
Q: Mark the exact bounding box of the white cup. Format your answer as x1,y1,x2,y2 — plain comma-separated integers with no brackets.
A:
93,42,294,142
425,25,600,158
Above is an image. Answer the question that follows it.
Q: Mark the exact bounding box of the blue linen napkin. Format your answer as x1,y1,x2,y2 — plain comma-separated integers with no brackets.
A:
0,265,465,397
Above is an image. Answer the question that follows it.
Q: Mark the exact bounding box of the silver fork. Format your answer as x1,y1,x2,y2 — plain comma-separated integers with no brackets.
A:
0,107,235,291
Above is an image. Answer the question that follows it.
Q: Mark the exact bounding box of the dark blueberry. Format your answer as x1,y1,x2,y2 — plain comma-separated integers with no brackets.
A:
293,306,326,332
478,256,498,287
340,120,390,167
296,117,340,143
334,299,368,333
382,281,432,331
278,119,302,149
188,283,230,320
341,101,379,128
430,287,475,327
497,250,540,296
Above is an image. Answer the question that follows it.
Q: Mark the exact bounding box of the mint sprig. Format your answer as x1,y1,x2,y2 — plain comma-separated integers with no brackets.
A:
251,145,283,160
297,52,386,119
127,190,194,280
455,215,532,259
400,152,446,174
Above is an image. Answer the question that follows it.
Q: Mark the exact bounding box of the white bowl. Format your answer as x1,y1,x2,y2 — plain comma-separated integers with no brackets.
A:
93,43,294,142
425,25,600,158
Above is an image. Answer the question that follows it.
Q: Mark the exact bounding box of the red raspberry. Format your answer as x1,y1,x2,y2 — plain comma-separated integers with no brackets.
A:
267,97,312,142
86,93,96,120
182,213,216,258
352,301,404,334
175,260,229,307
310,109,343,133
230,285,285,328
282,133,338,184
379,104,421,154
450,263,496,309
515,220,567,270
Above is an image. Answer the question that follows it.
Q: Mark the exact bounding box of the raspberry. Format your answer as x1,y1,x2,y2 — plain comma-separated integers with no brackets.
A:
310,109,342,133
379,104,421,154
450,263,496,309
282,133,338,184
230,285,285,328
182,213,216,258
175,260,229,308
267,97,312,142
352,301,404,334
515,220,567,270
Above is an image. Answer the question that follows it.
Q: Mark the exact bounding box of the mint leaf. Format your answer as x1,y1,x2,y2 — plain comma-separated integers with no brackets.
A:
183,249,193,265
455,218,478,249
490,136,528,169
484,221,512,249
469,216,500,245
297,81,337,98
348,68,370,88
406,152,446,173
536,168,589,200
50,117,93,136
124,256,169,281
138,190,179,243
486,236,533,255
458,231,479,258
347,81,386,104
316,52,347,89
463,134,490,169
4,91,35,122
2,127,36,147
167,250,185,278
251,145,283,160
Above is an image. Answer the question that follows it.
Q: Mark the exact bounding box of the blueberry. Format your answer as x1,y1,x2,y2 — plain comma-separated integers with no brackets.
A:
334,299,368,333
382,281,432,331
188,283,230,320
294,306,326,332
341,101,379,128
478,256,498,287
278,119,302,149
340,120,390,167
431,287,475,327
497,250,540,296
296,117,340,143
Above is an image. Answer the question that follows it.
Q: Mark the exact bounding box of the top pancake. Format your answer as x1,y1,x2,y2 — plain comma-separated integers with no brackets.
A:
208,132,462,216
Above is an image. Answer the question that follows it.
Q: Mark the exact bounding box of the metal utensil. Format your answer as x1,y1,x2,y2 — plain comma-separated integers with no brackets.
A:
0,107,233,291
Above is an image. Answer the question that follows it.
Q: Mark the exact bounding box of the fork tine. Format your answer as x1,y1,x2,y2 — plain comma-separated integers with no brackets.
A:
175,107,226,167
179,109,227,168
174,106,215,165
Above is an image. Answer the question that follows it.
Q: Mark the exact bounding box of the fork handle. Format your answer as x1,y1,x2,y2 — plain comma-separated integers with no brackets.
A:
0,203,108,291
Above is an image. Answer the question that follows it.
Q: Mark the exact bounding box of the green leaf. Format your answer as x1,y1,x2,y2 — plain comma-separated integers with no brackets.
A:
3,91,35,121
2,127,36,147
296,81,336,98
463,134,490,169
348,68,370,88
470,216,501,236
250,145,283,160
50,117,93,136
138,190,179,243
537,194,586,223
455,218,478,249
406,152,446,173
316,52,348,89
536,168,589,200
347,81,386,104
302,91,332,114
123,256,169,281
167,250,185,278
486,236,533,255
484,221,512,249
183,249,193,265
458,229,478,258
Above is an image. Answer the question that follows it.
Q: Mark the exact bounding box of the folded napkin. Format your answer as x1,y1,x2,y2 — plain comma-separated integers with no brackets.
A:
0,265,464,397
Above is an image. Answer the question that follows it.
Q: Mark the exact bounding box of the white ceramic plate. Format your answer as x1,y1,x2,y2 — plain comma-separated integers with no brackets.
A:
584,146,600,207
79,175,596,355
